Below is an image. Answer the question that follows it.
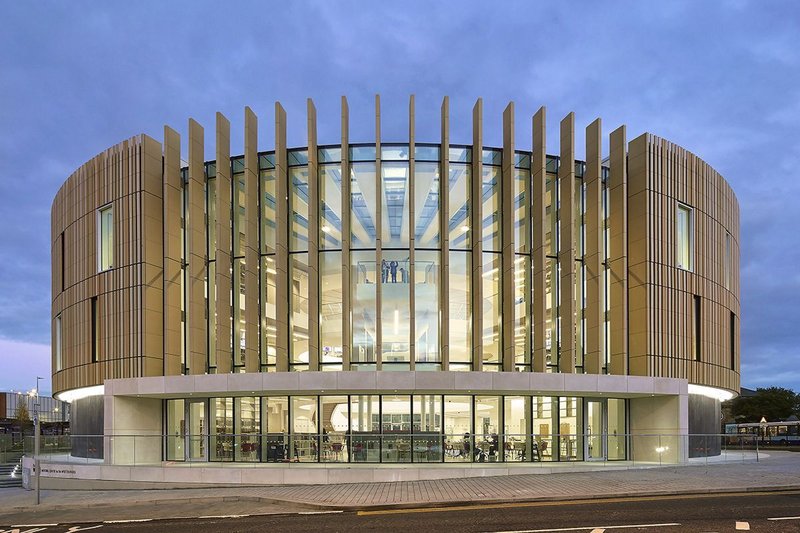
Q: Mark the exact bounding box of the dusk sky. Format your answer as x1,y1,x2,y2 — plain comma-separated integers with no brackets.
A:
1,1,798,395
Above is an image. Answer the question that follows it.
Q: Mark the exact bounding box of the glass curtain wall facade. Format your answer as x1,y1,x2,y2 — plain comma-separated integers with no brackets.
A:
191,144,608,374
164,394,626,463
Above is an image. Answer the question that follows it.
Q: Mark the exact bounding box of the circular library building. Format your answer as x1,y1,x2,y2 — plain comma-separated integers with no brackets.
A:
49,96,740,483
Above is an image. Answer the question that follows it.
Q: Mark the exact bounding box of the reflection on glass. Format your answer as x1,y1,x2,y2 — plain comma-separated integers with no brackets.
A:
381,395,411,463
444,395,472,462
575,262,585,371
608,398,628,461
320,396,348,463
261,167,276,253
482,166,501,251
382,162,409,247
676,204,693,270
546,257,558,370
290,166,309,252
586,399,603,460
165,399,184,461
475,396,500,462
350,145,376,162
261,256,277,369
448,163,470,249
207,261,216,370
381,145,409,161
414,162,440,247
515,168,529,253
413,394,442,462
448,251,471,369
233,258,246,368
351,163,377,248
482,253,501,368
350,395,379,462
545,173,556,255
187,400,206,461
320,251,343,370
98,204,114,270
211,397,233,462
533,396,555,462
415,250,440,369
559,396,582,461
414,145,439,162
514,256,530,370
235,397,260,462
261,396,289,462
504,396,531,462
169,394,630,464
449,146,471,163
319,147,341,163
290,253,309,370
381,250,410,368
320,163,343,249
292,396,318,462
608,398,626,460
351,251,376,369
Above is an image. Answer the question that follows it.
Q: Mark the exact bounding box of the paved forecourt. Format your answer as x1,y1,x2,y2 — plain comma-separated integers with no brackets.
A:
1,451,799,525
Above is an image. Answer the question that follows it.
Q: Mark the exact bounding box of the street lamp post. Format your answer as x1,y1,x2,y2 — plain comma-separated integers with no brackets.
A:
34,376,43,505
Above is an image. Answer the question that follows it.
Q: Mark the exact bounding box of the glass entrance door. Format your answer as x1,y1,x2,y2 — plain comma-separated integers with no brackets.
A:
585,399,606,461
187,400,207,462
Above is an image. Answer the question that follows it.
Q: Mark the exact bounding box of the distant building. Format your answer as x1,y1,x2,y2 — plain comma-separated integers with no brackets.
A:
50,97,740,482
0,391,69,435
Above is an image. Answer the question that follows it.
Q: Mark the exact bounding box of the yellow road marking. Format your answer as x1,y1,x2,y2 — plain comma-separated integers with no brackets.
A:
356,489,800,516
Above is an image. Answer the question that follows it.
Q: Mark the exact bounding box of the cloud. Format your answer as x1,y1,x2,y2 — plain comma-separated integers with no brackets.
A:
0,338,51,395
0,1,798,392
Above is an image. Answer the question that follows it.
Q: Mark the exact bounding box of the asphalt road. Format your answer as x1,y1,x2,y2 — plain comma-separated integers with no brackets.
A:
4,490,800,532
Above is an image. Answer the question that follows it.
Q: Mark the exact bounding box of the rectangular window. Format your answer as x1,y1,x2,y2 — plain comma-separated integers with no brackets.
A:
233,258,246,368
724,231,732,290
290,253,310,371
55,314,62,371
730,312,736,370
448,251,471,369
320,162,343,250
320,251,343,370
694,295,701,362
415,250,440,370
210,397,233,462
234,397,260,462
482,252,502,369
351,250,376,370
381,250,410,369
91,297,98,363
676,204,693,270
60,232,65,292
165,399,185,461
98,205,114,271
290,166,309,252
381,162,410,248
262,256,277,370
414,161,440,248
351,162,377,249
448,162,470,250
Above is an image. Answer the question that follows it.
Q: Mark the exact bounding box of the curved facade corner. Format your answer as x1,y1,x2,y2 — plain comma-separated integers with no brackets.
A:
50,97,740,472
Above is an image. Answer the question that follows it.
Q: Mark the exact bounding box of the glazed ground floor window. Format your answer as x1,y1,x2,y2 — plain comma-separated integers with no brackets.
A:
164,394,627,464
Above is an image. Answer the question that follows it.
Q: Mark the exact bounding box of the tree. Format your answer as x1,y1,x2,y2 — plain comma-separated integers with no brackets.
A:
14,397,32,433
14,399,29,423
725,387,799,423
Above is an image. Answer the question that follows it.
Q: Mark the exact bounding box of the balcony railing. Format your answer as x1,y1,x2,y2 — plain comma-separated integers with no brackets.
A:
22,433,763,468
